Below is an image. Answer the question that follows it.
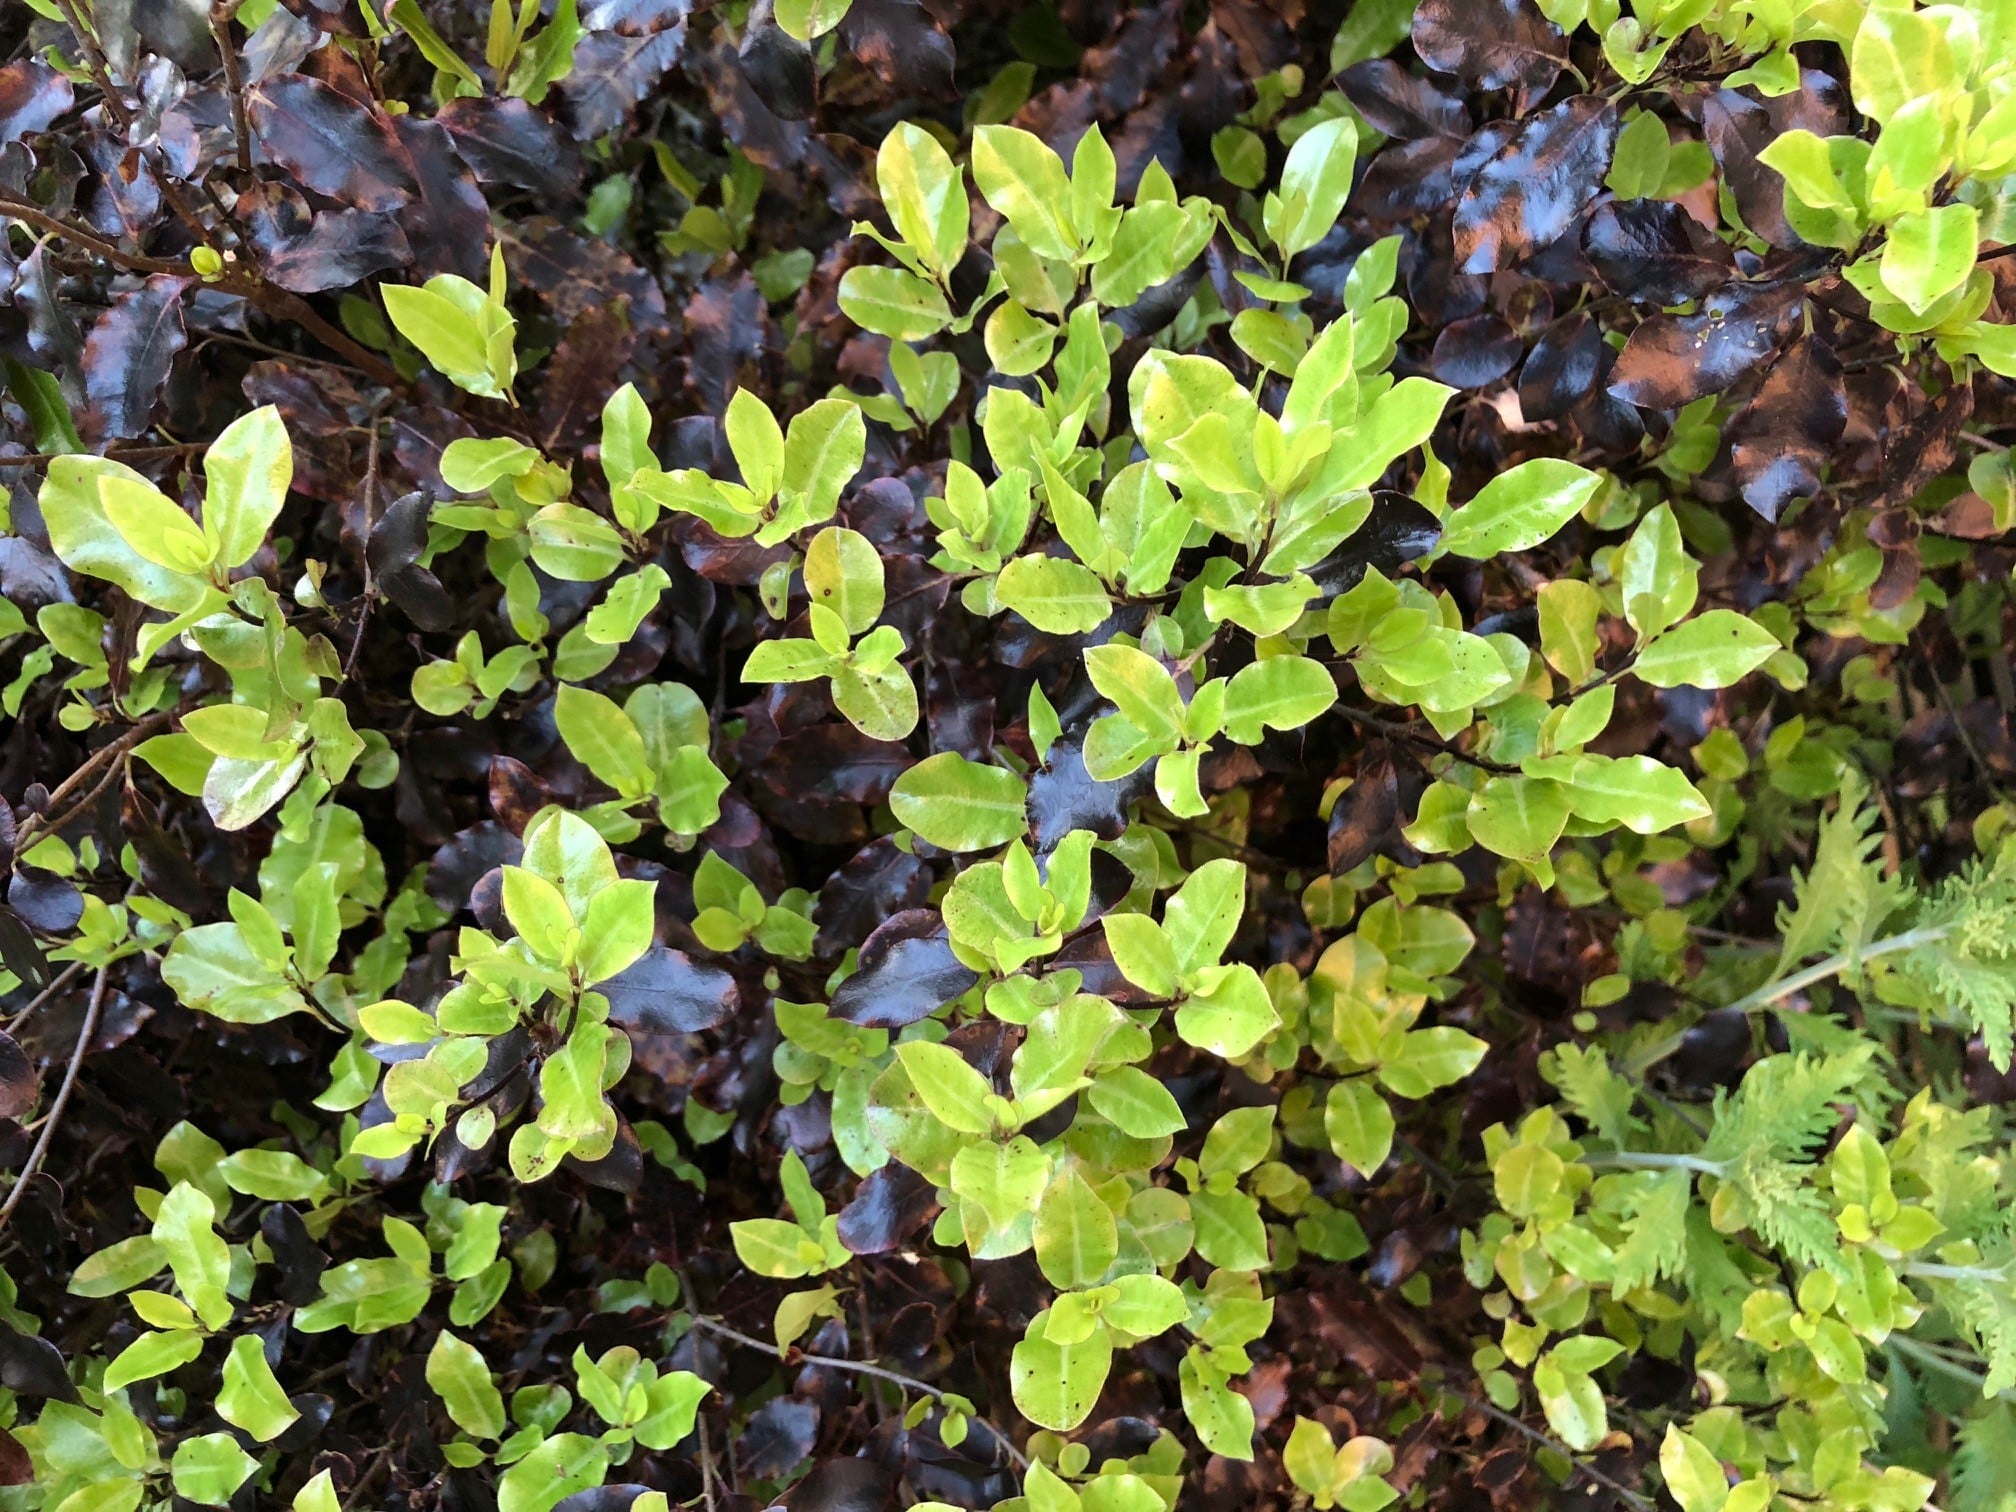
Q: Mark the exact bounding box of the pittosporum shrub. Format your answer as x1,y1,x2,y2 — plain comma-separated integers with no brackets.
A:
2,0,2016,1509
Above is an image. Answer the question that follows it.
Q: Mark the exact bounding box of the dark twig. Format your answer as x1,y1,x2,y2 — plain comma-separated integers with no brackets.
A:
1336,705,1524,775
1464,1392,1658,1512
14,706,184,857
209,0,253,175
4,960,88,1034
0,444,205,468
0,966,110,1234
0,193,189,277
684,1312,1030,1469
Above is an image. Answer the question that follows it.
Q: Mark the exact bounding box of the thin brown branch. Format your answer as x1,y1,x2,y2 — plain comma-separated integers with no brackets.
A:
684,1312,1031,1469
14,706,184,857
0,966,110,1234
0,193,189,277
3,960,88,1034
209,1,254,175
0,443,204,468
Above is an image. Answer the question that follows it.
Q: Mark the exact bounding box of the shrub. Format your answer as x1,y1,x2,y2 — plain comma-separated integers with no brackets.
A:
2,0,2016,1509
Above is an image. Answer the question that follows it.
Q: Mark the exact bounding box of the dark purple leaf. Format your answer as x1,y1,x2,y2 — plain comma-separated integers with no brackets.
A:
836,1163,941,1254
390,116,490,282
0,907,50,991
1608,280,1803,411
1307,494,1444,597
1354,135,1468,220
1728,334,1847,522
1412,0,1566,99
556,1488,659,1512
786,1459,898,1512
0,62,73,147
1430,313,1522,389
1028,737,1150,854
8,868,81,934
1519,312,1603,420
0,1326,75,1401
426,822,523,914
602,945,739,1035
739,1397,820,1478
816,839,932,955
1699,74,1847,252
829,910,978,1029
249,190,413,294
262,1203,330,1305
1338,60,1469,141
1454,97,1618,276
368,491,455,631
762,727,912,804
0,1426,30,1487
250,74,418,212
740,6,817,122
1584,198,1735,306
682,271,768,415
81,274,189,443
436,97,583,199
564,26,688,141
488,757,555,835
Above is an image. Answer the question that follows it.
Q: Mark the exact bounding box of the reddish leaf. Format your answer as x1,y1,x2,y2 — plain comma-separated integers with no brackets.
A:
0,1032,35,1123
0,61,73,146
841,0,958,100
1412,0,1567,100
1430,312,1522,389
1728,335,1847,521
1607,280,1802,411
436,96,584,199
563,26,689,141
81,274,189,443
829,910,978,1029
836,1163,941,1254
250,74,418,212
1339,59,1470,141
601,945,739,1035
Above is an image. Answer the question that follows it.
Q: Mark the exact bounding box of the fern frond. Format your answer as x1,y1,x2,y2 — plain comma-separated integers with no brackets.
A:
1601,1167,1690,1293
1704,1046,1878,1166
1774,772,1907,973
1542,1044,1642,1145
1953,1401,2016,1512
1738,1157,1847,1278
1900,860,2016,1070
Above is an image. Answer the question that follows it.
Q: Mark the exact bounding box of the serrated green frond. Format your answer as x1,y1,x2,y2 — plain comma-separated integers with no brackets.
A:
1953,1401,2016,1512
1939,1276,2016,1396
1602,1167,1690,1294
1903,860,2016,1070
1704,1046,1878,1167
1774,772,1907,973
1738,1157,1847,1278
1542,1044,1643,1145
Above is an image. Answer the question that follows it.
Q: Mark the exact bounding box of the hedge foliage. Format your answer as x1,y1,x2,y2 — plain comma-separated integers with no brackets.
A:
2,0,2016,1508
